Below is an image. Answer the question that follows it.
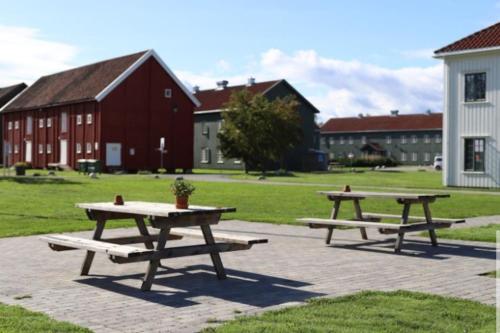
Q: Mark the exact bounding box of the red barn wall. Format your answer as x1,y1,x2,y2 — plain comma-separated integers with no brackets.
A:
2,101,99,169
100,57,194,171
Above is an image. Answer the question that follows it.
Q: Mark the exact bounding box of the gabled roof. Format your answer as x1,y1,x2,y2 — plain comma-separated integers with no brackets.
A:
194,79,320,114
2,49,200,112
434,22,500,56
321,113,442,133
194,80,280,112
0,83,27,108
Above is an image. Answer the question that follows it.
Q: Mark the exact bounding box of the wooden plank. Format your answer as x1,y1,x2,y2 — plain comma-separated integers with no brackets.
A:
296,218,403,229
141,227,170,291
353,198,368,240
169,228,268,245
80,218,106,275
40,235,154,258
100,234,182,245
394,202,411,252
325,199,340,244
201,224,226,280
135,217,154,249
423,201,438,246
318,191,450,200
149,213,222,229
76,201,236,218
362,212,465,224
378,222,453,234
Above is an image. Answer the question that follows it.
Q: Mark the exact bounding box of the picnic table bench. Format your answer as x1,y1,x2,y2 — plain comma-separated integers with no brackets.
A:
40,201,268,291
297,191,464,252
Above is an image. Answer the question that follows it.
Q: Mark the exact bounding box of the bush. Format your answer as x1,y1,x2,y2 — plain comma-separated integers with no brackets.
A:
337,156,399,167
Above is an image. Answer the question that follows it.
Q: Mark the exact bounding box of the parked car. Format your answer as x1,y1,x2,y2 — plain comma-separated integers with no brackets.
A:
434,155,443,170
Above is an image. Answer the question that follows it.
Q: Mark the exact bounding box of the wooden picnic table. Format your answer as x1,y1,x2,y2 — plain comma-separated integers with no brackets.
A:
40,201,267,291
297,190,464,252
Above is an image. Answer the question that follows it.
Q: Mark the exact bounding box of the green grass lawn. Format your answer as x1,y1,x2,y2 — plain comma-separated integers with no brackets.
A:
434,224,500,243
1,170,500,238
0,303,92,333
203,291,495,333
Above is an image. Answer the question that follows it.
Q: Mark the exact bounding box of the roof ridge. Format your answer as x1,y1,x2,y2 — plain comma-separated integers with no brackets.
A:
196,79,282,92
434,21,500,54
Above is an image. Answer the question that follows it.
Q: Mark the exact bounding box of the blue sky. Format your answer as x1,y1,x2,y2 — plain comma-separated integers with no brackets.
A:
1,1,499,120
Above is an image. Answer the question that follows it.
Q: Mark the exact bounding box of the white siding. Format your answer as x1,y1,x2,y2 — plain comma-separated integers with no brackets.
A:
443,51,500,187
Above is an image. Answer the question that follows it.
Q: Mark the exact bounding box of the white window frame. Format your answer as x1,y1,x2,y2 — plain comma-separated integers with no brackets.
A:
61,112,68,133
8,144,12,154
435,134,442,143
47,117,52,128
424,152,430,162
348,136,353,144
76,114,82,125
76,143,82,154
401,135,407,144
201,147,210,163
86,142,92,154
87,114,93,125
329,137,335,145
386,135,392,144
95,142,99,151
233,159,242,164
39,118,44,128
26,116,33,134
424,134,430,143
401,152,407,161
329,152,335,160
47,144,52,154
361,136,366,144
340,136,345,145
14,120,19,130
38,144,44,154
14,144,19,154
411,135,417,144
216,149,224,164
412,152,418,162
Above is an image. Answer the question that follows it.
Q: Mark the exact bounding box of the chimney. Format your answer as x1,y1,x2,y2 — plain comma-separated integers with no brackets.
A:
216,80,228,90
358,113,364,118
390,110,399,116
192,85,200,94
426,109,432,115
247,77,256,86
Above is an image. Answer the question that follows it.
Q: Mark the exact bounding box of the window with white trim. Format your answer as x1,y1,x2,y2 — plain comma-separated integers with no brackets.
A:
14,121,19,130
87,114,93,125
233,159,241,164
14,144,19,154
216,149,224,163
401,152,407,161
38,144,44,154
465,72,486,102
348,136,353,144
329,137,334,145
8,121,12,130
411,135,417,144
401,135,407,144
202,123,209,136
217,121,223,133
76,143,82,154
411,152,418,162
386,136,392,144
320,137,326,145
95,142,99,151
61,112,68,133
435,134,441,143
329,152,335,160
201,148,210,163
39,118,44,128
86,142,92,154
464,138,485,172
26,116,33,134
47,144,52,154
8,144,12,154
361,136,366,144
424,152,430,162
340,136,345,145
76,114,82,125
47,117,52,128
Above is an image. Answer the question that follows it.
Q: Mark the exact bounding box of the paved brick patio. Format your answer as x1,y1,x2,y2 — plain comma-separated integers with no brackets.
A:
0,221,496,333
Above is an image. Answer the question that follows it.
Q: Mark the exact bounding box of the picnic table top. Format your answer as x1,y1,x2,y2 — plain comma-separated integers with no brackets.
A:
76,201,236,218
317,191,450,200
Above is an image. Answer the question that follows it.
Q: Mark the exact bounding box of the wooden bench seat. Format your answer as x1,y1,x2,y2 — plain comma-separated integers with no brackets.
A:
361,212,465,224
40,234,154,258
170,228,268,245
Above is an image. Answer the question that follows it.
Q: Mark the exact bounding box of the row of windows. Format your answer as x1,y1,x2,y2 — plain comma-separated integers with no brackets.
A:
8,142,98,155
322,134,441,146
201,121,223,136
7,114,93,133
200,148,240,164
328,151,439,162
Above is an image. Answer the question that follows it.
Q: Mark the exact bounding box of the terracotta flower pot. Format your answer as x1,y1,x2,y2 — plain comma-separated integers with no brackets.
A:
176,196,189,209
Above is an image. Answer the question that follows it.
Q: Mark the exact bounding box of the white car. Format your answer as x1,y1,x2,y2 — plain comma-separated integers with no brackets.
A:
433,155,443,170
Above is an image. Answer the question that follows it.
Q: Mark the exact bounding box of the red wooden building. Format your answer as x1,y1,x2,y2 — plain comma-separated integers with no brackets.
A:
1,50,200,172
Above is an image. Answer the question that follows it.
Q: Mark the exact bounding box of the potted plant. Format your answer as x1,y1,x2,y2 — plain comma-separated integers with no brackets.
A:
170,178,195,209
14,162,28,176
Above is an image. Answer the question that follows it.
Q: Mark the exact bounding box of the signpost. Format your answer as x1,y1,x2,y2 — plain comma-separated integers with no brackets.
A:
157,137,168,170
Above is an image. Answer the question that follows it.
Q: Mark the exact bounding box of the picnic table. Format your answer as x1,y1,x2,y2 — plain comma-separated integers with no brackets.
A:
297,191,465,252
40,201,267,291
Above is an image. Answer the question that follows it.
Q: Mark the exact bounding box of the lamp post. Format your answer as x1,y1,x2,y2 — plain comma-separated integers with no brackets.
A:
348,152,354,172
157,137,167,171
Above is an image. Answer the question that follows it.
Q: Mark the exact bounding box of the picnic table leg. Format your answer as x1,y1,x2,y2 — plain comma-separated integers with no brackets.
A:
326,199,341,244
201,224,227,279
422,201,438,247
394,202,411,253
141,227,170,291
353,199,368,240
80,217,106,275
134,217,155,249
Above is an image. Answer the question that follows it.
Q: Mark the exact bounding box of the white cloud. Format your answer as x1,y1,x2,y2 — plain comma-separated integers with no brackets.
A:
178,48,443,121
215,59,231,72
0,25,77,86
399,48,435,60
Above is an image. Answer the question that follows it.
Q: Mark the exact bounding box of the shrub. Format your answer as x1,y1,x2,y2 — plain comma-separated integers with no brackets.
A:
337,156,399,167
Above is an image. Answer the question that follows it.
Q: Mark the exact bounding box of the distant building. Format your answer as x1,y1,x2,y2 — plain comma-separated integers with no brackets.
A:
435,22,500,187
320,111,442,165
1,50,199,171
0,83,27,164
193,79,325,171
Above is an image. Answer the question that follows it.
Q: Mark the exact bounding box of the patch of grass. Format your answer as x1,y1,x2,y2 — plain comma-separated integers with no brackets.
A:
1,171,500,237
427,224,500,243
202,291,495,333
0,303,92,332
480,270,500,278
12,295,32,300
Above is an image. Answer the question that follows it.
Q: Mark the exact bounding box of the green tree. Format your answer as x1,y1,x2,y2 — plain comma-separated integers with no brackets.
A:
217,90,302,174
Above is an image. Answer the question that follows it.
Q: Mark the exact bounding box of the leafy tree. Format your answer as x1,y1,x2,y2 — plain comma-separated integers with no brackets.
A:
217,90,302,174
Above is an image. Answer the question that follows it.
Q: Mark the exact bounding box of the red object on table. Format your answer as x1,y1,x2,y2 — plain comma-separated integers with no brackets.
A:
114,195,124,205
343,185,351,192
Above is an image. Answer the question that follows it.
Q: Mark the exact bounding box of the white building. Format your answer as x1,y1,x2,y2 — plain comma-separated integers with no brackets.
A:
435,22,500,188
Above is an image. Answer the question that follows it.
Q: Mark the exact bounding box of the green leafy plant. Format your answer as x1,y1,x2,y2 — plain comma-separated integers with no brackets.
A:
170,178,195,197
14,162,29,168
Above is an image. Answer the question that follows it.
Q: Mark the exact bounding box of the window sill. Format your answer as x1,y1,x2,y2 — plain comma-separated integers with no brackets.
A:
462,100,489,106
217,161,224,164
201,161,209,164
461,171,486,175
